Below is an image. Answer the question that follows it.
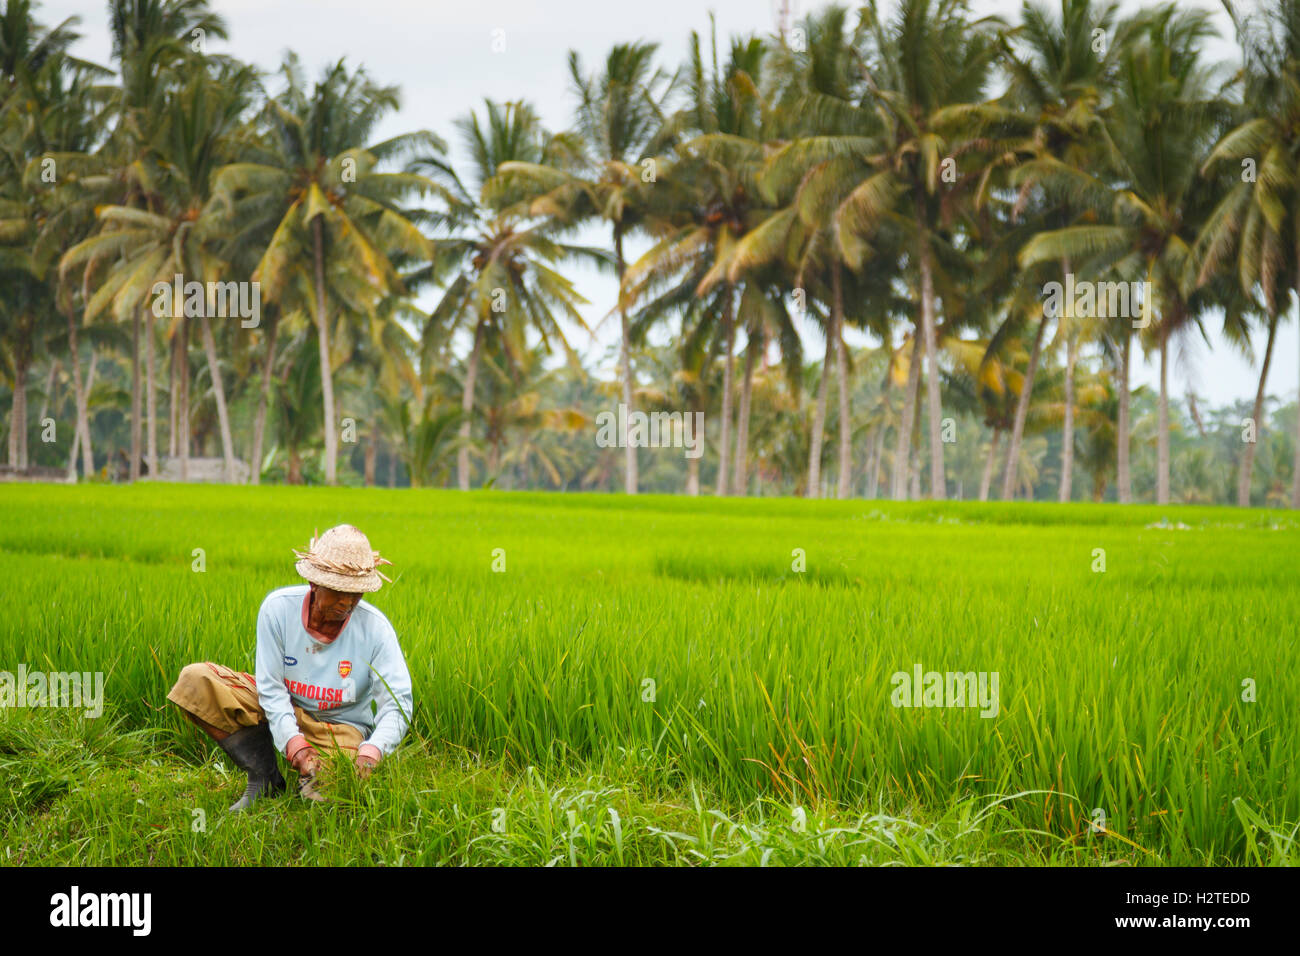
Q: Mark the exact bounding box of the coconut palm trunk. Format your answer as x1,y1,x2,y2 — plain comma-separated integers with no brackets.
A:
867,421,886,499
1117,329,1131,504
615,228,637,494
1056,257,1075,503
1291,243,1300,510
733,328,759,496
6,373,14,468
1238,313,1278,508
979,428,1001,502
918,237,945,500
179,317,190,481
1059,329,1077,502
312,216,338,485
168,330,177,459
686,452,700,496
1000,309,1048,500
458,320,486,491
891,333,922,500
145,309,157,478
68,351,97,474
36,360,58,426
807,312,836,499
249,309,279,486
8,354,28,469
1294,334,1300,509
365,419,378,486
199,313,236,483
863,427,877,498
716,286,736,496
64,306,92,480
1157,325,1171,505
130,310,141,480
17,347,30,469
867,357,893,500
910,442,922,499
834,262,852,499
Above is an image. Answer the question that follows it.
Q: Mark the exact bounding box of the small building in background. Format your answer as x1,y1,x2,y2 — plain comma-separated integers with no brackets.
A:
150,457,250,483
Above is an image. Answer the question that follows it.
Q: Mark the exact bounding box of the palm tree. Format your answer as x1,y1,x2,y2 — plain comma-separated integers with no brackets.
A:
627,298,724,495
341,294,424,485
23,59,113,480
420,98,596,491
1068,369,1118,500
497,41,675,494
747,3,874,499
3,7,110,478
399,394,461,489
624,27,774,496
1197,0,1300,508
1112,6,1232,506
478,338,588,489
0,0,90,104
62,61,258,482
700,131,808,498
1117,6,1231,506
269,322,321,484
0,0,100,472
987,0,1127,501
1021,4,1230,505
867,0,1006,501
849,341,902,499
727,281,801,495
770,0,1004,500
210,53,440,484
0,179,44,470
947,335,1018,499
106,0,229,480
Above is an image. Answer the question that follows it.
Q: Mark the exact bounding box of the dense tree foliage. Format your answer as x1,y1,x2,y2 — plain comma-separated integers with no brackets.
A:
2,0,1297,506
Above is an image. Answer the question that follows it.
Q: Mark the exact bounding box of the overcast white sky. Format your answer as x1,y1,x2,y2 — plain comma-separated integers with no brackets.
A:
38,0,1300,409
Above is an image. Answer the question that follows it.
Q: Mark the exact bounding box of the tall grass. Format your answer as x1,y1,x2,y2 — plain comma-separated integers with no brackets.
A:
0,484,1295,864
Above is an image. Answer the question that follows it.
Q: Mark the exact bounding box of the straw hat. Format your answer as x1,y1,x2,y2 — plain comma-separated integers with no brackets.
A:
291,524,393,593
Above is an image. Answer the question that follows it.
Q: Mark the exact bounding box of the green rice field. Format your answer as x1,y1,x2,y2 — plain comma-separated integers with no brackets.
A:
1,484,1296,866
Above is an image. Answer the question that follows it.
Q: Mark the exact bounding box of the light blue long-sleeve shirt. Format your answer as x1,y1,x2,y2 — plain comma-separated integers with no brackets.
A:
254,584,414,757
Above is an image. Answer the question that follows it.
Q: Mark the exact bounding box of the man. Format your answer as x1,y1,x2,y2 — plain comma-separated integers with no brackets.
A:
168,524,414,811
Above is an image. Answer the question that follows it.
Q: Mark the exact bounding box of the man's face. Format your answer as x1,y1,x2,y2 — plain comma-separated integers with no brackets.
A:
312,584,362,624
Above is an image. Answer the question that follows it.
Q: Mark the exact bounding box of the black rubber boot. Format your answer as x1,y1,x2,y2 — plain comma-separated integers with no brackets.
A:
218,723,286,812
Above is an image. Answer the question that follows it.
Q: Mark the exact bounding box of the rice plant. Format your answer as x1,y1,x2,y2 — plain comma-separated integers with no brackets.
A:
0,484,1295,865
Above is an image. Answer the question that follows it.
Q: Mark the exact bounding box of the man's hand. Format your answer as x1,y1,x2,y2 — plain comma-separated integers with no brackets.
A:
289,745,320,776
355,752,378,779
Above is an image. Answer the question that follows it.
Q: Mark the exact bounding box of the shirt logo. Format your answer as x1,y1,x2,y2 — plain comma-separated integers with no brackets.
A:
283,656,297,666
338,660,352,678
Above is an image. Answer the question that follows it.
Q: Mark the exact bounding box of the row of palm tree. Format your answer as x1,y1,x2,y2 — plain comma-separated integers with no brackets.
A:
2,0,1298,508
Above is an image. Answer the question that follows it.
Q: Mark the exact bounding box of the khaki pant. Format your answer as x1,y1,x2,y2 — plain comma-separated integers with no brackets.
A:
168,661,364,755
